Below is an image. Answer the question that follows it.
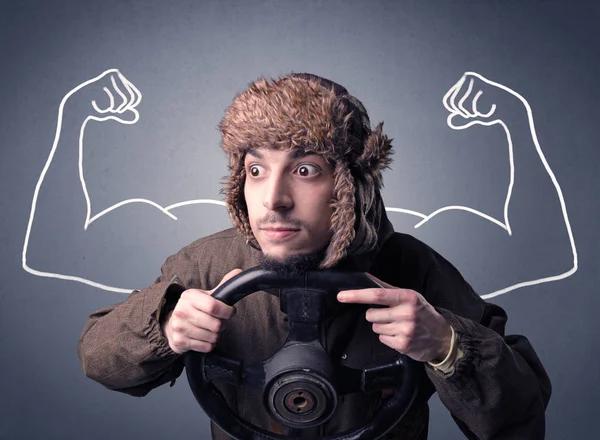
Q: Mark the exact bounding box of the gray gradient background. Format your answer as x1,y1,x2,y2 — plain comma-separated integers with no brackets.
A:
1,1,599,439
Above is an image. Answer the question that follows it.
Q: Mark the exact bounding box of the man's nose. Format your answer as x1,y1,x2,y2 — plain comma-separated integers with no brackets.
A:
263,174,293,211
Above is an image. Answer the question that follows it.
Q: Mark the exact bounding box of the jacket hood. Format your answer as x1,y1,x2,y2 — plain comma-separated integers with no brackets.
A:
219,73,394,268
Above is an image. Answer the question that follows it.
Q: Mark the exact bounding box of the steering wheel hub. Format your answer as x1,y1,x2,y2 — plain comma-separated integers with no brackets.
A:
267,370,337,427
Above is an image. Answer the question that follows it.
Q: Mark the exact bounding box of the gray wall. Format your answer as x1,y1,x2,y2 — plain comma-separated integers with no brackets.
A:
1,1,598,439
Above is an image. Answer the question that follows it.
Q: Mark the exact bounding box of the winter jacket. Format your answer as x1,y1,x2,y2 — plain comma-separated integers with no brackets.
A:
78,223,551,440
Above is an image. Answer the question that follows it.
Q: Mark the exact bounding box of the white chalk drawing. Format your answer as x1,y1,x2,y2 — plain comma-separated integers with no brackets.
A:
22,69,226,294
22,69,577,299
387,72,577,298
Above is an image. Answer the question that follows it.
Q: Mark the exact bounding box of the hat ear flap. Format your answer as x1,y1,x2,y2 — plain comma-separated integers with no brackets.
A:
224,157,257,246
321,163,356,268
359,122,393,188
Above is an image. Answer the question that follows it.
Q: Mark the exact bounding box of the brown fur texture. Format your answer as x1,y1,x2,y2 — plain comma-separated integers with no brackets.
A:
219,73,393,268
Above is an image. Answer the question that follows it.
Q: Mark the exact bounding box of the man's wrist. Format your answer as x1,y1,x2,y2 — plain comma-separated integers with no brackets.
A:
434,323,454,361
427,326,463,374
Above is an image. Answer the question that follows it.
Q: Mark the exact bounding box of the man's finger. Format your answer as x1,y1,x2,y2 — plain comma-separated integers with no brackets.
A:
372,322,401,336
337,287,411,306
365,304,414,323
184,309,228,333
181,293,236,320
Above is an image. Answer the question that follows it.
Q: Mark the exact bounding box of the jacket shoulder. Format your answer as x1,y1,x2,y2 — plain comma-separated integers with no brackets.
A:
167,228,260,290
384,231,433,250
377,232,438,264
183,227,246,251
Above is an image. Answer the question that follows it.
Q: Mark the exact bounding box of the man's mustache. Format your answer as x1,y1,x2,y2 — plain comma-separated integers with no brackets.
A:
258,214,303,228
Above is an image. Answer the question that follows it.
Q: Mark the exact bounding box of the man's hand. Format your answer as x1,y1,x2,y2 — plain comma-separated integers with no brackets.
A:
162,269,242,354
337,274,452,363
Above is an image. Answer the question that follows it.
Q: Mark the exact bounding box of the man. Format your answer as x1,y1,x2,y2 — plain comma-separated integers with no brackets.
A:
78,73,551,439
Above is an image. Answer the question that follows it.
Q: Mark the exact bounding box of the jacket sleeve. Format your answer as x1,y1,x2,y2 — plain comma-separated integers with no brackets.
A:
77,249,195,397
423,255,552,439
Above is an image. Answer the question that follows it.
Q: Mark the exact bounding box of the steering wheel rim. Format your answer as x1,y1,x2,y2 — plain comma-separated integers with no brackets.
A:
185,267,423,440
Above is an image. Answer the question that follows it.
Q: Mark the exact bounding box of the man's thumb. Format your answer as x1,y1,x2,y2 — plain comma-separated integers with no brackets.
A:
211,268,243,293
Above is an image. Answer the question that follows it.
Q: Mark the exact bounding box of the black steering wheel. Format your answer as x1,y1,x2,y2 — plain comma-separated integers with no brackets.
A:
185,267,423,440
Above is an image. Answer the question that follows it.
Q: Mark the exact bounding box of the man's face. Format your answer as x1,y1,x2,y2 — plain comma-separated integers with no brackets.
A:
244,148,335,261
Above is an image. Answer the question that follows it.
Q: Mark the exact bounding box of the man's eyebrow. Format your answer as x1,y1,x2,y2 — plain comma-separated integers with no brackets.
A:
246,149,263,159
290,149,320,159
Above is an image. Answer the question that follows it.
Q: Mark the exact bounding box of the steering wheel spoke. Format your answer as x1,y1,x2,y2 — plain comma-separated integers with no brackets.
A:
335,358,404,395
191,351,268,389
201,352,243,386
334,364,364,395
360,358,407,393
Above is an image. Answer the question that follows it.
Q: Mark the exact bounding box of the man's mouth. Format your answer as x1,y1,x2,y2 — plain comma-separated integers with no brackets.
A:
260,226,300,241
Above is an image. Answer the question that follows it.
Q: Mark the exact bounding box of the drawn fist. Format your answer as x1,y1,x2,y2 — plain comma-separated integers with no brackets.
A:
443,72,523,130
67,69,142,125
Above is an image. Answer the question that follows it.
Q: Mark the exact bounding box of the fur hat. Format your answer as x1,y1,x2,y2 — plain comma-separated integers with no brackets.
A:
219,73,393,268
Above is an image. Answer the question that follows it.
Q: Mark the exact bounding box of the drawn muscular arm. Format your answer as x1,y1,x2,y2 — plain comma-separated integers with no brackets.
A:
22,69,225,293
399,73,577,298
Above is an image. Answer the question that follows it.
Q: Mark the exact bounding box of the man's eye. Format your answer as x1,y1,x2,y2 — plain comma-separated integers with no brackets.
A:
248,165,265,177
296,164,320,177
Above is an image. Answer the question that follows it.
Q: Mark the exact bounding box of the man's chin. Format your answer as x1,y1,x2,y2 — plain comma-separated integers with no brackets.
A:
258,248,326,278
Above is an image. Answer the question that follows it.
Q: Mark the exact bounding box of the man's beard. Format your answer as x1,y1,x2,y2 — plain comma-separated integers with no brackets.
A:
258,248,326,278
